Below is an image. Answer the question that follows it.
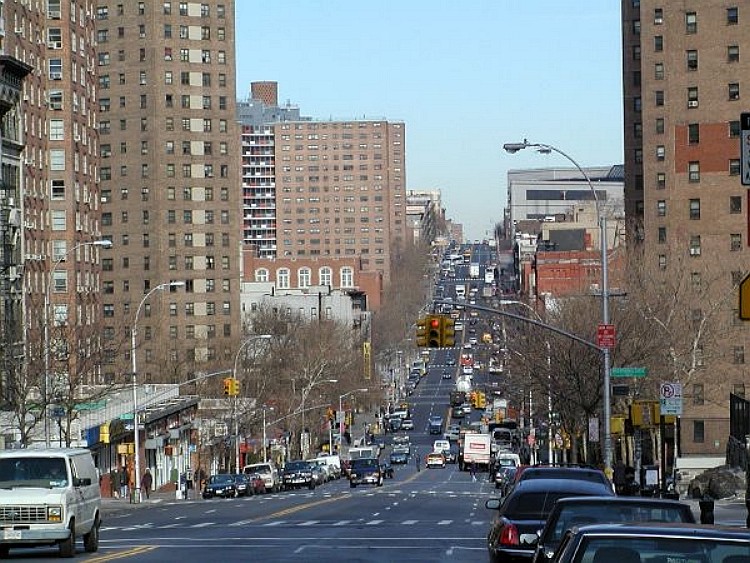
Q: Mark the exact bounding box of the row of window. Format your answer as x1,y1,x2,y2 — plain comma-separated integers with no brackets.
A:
98,24,227,43
99,117,229,135
102,140,229,158
102,256,231,271
101,186,230,203
103,209,231,226
99,70,228,89
656,229,744,252
631,7,739,33
253,266,355,289
97,3,227,19
99,48,227,66
103,278,230,295
103,301,231,317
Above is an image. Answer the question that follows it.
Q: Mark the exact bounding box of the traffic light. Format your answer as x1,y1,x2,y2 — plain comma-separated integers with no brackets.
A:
441,316,455,347
231,378,240,396
223,378,232,395
416,317,428,347
428,315,441,347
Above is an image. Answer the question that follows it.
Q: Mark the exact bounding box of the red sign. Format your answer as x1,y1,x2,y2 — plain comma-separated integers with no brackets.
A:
597,324,616,348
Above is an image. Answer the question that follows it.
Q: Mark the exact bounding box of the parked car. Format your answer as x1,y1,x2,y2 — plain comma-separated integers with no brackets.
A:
513,465,612,494
484,478,615,562
243,462,281,493
550,523,750,563
493,465,517,493
281,460,317,490
349,457,384,488
532,496,696,563
426,452,446,468
232,473,251,497
202,474,237,499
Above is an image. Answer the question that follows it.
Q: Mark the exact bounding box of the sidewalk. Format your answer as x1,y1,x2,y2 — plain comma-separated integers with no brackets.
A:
101,489,195,517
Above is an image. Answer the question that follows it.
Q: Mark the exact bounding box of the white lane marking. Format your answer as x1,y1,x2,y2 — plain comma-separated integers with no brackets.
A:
158,523,181,529
366,519,384,525
402,519,418,525
333,520,351,526
298,520,319,526
437,519,453,525
190,522,214,528
262,520,286,526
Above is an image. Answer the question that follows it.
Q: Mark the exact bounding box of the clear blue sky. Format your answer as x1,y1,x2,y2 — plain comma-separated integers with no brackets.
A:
235,1,623,241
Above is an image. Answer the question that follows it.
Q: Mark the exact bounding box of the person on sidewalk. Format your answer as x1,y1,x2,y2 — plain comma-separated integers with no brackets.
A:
110,468,121,499
141,468,153,500
119,465,129,500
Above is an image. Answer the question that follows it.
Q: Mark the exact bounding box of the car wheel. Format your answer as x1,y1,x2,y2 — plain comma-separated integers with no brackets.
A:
83,514,100,553
58,521,75,558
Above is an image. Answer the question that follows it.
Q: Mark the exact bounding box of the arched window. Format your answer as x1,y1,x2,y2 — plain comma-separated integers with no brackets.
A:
254,268,269,282
277,268,290,289
298,267,311,288
340,266,354,288
319,266,332,287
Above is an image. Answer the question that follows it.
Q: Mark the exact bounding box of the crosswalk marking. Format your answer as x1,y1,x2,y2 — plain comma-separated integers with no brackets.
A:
332,520,351,526
437,520,452,525
366,519,384,525
262,521,286,526
402,519,418,525
298,520,319,526
159,523,181,529
190,522,214,528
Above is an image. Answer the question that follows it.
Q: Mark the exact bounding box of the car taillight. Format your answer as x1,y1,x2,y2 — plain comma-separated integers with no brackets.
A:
498,523,520,546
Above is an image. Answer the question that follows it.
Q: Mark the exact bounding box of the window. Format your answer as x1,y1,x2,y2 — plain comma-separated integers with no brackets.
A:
655,118,664,134
686,11,697,33
734,345,745,364
255,268,269,282
688,123,699,144
51,179,65,200
656,145,665,160
730,83,741,100
693,421,704,443
277,268,290,289
51,210,66,230
49,149,65,170
49,119,64,141
728,45,740,63
686,50,697,70
693,384,704,405
658,254,667,269
340,267,354,288
727,7,739,25
689,199,701,219
658,227,666,243
730,159,741,176
690,235,701,256
688,162,700,182
687,87,698,107
657,172,666,189
730,120,741,137
319,266,332,286
654,8,663,24
654,35,663,52
731,233,742,251
654,63,664,79
655,90,664,106
657,200,666,217
730,196,742,214
298,268,311,288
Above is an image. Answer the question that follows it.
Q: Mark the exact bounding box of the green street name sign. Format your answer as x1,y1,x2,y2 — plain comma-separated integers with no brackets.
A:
611,367,647,378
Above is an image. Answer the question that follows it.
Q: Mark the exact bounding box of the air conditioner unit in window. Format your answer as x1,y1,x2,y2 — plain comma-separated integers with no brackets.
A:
50,72,62,80
688,100,699,108
47,41,62,49
14,27,23,34
690,247,701,256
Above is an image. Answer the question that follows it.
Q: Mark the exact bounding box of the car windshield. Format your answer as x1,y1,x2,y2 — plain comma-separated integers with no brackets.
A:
575,536,749,563
208,474,234,485
351,459,379,470
545,503,692,545
284,462,310,471
0,457,68,488
245,464,271,474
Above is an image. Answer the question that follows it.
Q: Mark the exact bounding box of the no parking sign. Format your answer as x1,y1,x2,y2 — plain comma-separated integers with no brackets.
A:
659,382,683,416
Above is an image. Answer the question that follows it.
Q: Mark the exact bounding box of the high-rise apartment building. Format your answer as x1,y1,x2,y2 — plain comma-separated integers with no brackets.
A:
96,1,241,383
622,1,749,455
3,1,103,398
238,83,406,283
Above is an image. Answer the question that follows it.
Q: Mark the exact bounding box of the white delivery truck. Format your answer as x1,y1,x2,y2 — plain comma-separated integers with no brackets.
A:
459,433,492,472
469,262,480,279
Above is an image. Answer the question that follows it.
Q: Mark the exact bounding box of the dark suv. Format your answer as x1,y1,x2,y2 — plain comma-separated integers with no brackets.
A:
281,460,317,490
348,457,384,488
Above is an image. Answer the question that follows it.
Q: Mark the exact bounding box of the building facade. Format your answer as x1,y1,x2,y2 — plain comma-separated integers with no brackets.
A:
622,1,750,455
95,1,241,383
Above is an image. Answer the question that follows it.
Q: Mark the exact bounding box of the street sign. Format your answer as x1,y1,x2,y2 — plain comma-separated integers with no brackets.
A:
659,382,683,416
741,113,750,186
597,324,616,348
611,367,647,378
739,273,750,320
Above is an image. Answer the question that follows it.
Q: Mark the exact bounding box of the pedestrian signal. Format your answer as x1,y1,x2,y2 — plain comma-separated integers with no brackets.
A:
416,317,428,347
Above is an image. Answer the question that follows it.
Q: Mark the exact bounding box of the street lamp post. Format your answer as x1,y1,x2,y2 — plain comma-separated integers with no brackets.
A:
43,239,113,447
232,335,272,472
298,378,338,459
131,281,185,503
503,140,613,476
338,389,368,452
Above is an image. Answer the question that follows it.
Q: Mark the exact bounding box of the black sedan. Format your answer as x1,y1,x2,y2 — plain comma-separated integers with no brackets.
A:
485,478,614,562
201,474,237,499
551,522,749,563
281,460,317,490
390,451,409,464
532,496,696,563
232,473,251,497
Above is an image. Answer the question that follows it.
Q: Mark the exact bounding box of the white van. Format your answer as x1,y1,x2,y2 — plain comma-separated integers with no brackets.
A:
311,455,342,479
0,448,101,557
243,462,281,493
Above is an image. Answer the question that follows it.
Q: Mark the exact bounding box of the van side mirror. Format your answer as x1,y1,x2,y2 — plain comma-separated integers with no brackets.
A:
74,477,92,487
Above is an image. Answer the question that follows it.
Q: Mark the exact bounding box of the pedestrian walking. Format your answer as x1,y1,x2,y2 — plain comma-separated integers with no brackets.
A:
119,465,130,501
415,452,421,472
141,468,153,500
110,468,121,499
470,461,478,482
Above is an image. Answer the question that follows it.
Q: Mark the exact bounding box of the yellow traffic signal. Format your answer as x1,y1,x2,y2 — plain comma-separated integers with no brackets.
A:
416,317,428,347
231,378,240,396
428,315,441,347
223,378,232,396
441,316,455,347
